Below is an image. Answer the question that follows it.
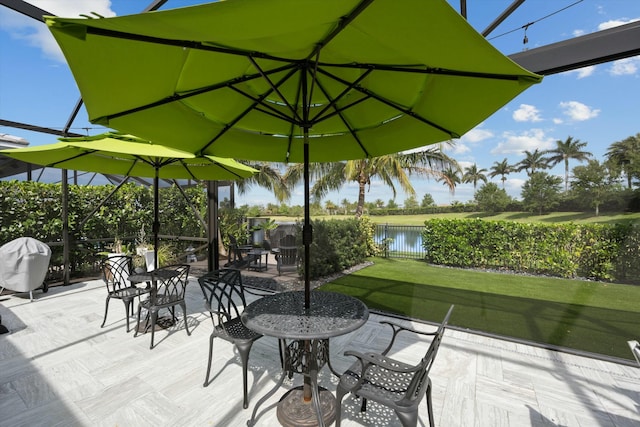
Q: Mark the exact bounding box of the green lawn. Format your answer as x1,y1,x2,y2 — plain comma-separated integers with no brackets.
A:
320,258,640,361
275,211,640,226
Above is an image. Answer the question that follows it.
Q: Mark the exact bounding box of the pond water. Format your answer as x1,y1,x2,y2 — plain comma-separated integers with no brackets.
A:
374,226,425,256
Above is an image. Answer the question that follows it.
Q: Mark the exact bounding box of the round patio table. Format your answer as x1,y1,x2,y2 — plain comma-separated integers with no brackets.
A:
242,290,369,427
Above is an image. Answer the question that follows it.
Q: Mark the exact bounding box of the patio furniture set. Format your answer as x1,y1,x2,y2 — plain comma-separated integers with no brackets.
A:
99,253,454,426
226,234,300,275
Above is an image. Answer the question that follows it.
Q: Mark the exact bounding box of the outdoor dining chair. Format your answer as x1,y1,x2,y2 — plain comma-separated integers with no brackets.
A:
335,305,455,427
99,255,150,332
134,264,191,349
198,269,272,409
274,234,298,275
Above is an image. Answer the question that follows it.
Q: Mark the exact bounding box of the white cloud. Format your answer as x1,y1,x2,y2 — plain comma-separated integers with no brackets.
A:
564,65,596,79
559,101,600,121
460,127,493,144
445,127,493,155
457,160,475,171
572,29,585,37
609,57,640,76
0,1,115,62
490,129,554,155
445,142,470,155
512,104,542,122
598,18,640,31
506,177,526,191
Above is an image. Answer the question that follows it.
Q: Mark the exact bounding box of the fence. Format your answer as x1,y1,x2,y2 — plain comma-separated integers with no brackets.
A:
375,224,426,259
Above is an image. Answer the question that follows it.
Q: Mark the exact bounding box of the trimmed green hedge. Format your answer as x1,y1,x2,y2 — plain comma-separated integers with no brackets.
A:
303,216,378,280
0,181,207,277
423,218,639,283
0,180,206,244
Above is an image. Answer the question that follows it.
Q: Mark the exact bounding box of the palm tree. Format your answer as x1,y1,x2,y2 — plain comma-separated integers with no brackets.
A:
462,163,488,190
489,158,512,189
606,134,640,189
438,166,461,196
546,136,592,192
515,149,550,176
284,145,459,217
235,161,290,202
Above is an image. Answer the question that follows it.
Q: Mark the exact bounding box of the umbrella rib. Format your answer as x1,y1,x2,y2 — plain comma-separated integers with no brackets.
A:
228,86,297,125
309,68,373,123
285,74,305,162
313,95,371,125
84,26,298,64
307,0,375,60
249,57,302,123
200,66,301,154
96,63,296,123
311,76,370,157
46,149,96,168
317,67,460,138
316,61,538,82
177,159,199,181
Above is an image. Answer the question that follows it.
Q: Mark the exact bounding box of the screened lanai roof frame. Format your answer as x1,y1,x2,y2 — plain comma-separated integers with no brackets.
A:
1,0,640,284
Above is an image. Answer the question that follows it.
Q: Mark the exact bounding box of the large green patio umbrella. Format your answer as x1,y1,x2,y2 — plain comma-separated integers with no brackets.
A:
2,132,257,268
44,0,542,307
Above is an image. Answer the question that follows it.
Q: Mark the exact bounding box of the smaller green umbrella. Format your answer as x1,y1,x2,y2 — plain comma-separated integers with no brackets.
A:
2,132,257,268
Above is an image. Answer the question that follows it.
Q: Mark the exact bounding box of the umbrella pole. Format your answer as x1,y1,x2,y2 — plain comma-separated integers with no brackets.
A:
303,138,311,309
153,170,159,270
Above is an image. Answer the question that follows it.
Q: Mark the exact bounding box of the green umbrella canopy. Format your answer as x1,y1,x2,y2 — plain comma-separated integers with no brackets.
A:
1,132,257,180
44,0,542,163
2,132,257,269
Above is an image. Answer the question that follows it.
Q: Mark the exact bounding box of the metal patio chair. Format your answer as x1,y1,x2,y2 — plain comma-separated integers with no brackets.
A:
335,305,455,427
198,269,271,409
100,255,150,332
134,264,191,349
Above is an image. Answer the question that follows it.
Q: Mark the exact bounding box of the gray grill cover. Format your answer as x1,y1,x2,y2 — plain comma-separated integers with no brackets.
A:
0,237,51,292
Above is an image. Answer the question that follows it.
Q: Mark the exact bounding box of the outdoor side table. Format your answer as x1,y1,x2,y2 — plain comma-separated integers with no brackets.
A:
241,290,369,427
248,249,270,271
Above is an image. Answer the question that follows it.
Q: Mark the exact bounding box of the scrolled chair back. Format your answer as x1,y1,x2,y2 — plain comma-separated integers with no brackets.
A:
150,264,190,305
100,255,133,293
198,269,246,326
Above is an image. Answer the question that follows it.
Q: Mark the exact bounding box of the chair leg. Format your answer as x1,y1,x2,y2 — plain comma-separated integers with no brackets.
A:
204,334,215,387
150,310,158,349
134,304,142,337
123,299,132,332
236,341,254,409
396,409,419,427
101,295,111,328
334,383,348,427
180,302,190,336
426,381,434,427
29,290,33,302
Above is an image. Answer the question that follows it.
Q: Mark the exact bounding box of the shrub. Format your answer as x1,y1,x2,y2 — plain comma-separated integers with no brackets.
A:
422,218,633,282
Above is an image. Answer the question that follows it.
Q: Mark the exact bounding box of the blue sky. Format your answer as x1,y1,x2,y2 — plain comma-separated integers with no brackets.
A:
1,0,640,207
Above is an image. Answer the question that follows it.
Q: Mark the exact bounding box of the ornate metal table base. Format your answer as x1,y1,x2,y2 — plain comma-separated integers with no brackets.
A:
242,291,369,427
277,386,336,427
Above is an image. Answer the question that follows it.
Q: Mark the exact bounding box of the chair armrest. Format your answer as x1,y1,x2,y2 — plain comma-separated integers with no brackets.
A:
344,350,423,374
243,285,275,297
378,320,437,356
